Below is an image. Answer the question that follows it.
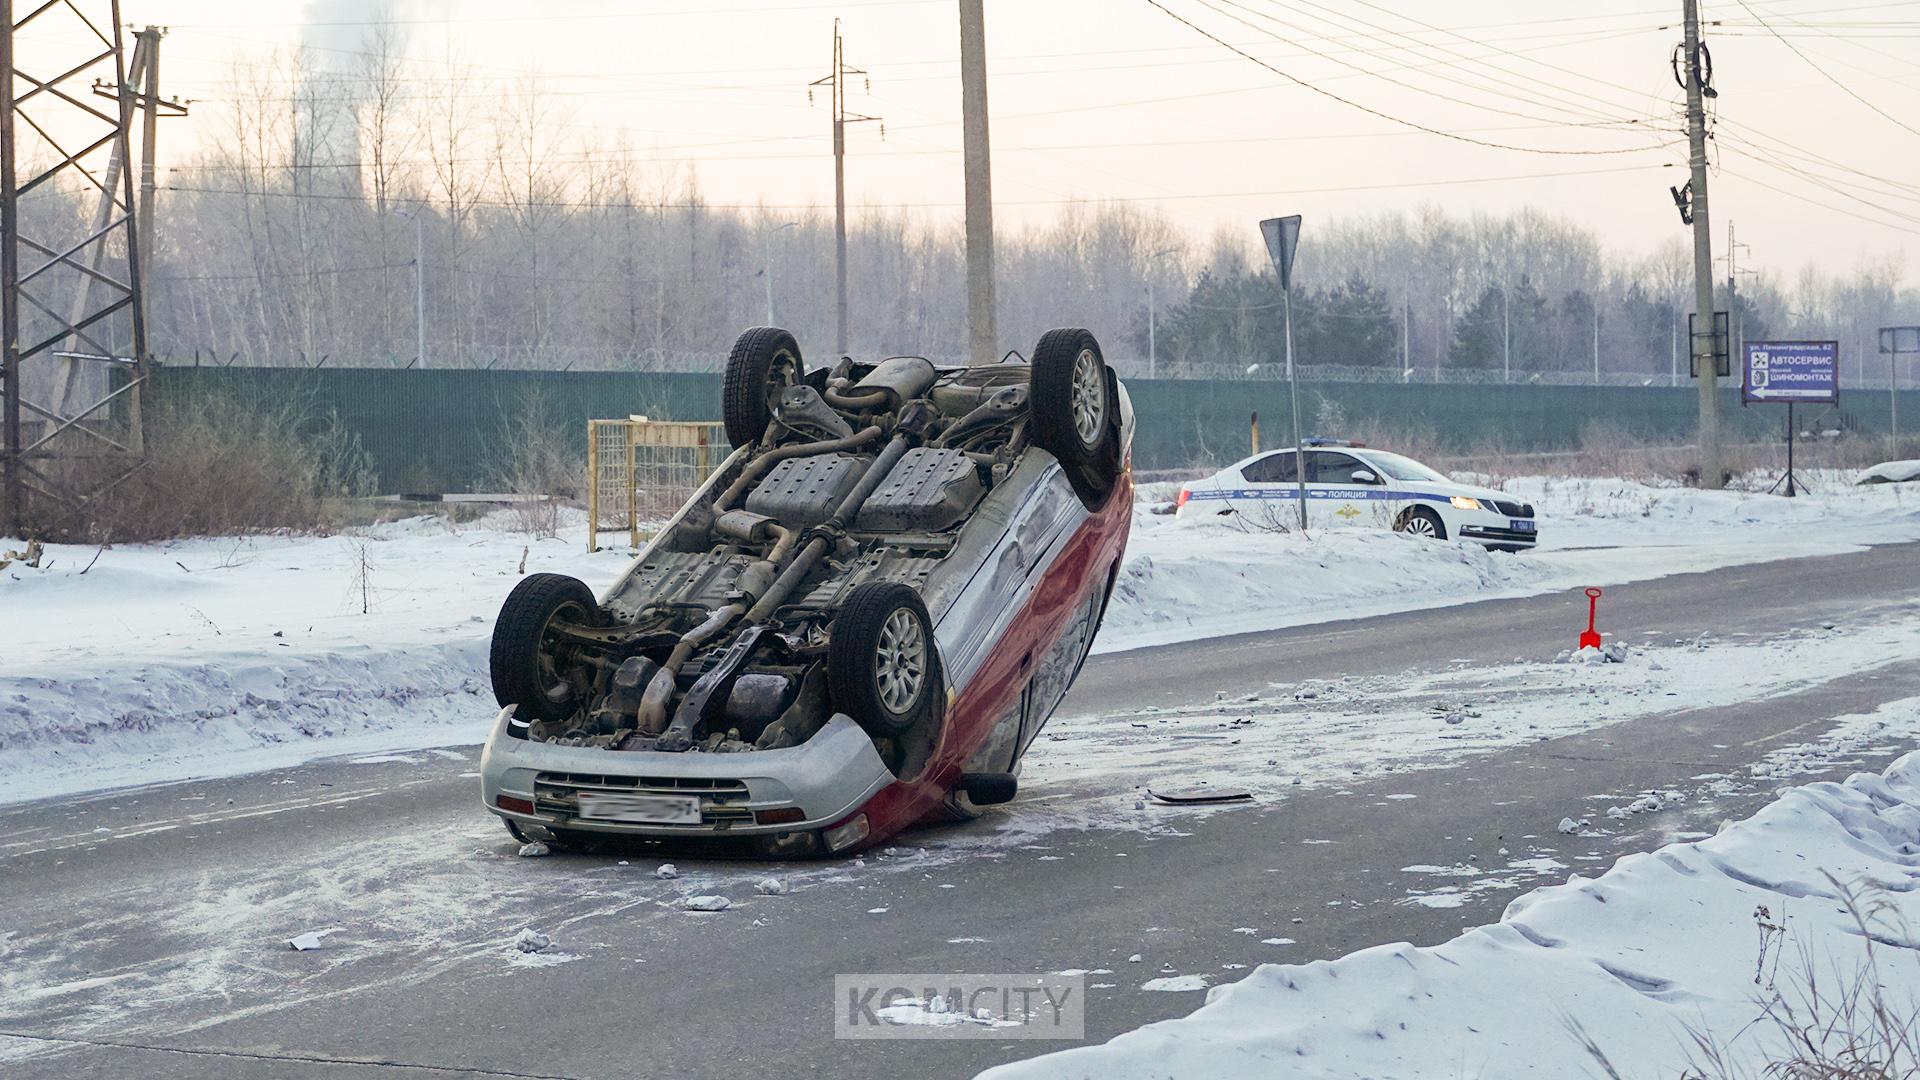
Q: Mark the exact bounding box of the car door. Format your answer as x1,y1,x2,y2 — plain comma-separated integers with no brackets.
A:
1304,450,1388,530
1231,449,1301,528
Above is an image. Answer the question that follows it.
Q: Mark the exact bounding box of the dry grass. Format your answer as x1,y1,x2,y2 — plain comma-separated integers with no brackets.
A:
23,389,375,543
492,387,582,539
1577,876,1920,1080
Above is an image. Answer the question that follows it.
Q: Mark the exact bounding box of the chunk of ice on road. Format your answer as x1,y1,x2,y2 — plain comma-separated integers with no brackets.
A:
1261,938,1295,945
680,895,730,912
754,878,786,896
517,841,550,858
655,862,679,879
1127,954,1143,963
513,929,551,953
1141,975,1209,992
1557,817,1584,834
286,927,341,951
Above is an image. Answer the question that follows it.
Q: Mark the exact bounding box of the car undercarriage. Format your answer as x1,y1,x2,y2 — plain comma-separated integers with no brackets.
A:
485,327,1127,834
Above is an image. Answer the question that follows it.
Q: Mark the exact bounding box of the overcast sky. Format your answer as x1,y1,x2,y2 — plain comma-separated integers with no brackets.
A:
118,0,1920,277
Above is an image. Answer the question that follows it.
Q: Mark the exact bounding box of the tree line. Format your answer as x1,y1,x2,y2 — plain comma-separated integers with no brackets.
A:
16,40,1917,390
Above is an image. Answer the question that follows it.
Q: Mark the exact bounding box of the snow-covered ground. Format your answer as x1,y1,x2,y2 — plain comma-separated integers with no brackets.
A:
3,469,1918,805
984,732,1920,1080
1109,469,1920,648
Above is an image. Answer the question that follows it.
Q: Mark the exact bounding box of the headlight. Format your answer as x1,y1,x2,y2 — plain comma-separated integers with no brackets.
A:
1449,496,1482,511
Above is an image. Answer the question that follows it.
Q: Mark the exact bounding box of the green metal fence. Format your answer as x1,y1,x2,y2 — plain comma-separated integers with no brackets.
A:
151,366,1920,493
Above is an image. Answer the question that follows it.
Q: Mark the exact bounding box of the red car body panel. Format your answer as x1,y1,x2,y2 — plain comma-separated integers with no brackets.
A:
845,466,1134,846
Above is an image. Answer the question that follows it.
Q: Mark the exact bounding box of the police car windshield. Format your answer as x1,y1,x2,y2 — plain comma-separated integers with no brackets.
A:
1360,451,1450,483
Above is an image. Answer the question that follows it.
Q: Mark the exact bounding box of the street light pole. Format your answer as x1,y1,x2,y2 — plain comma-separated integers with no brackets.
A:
392,207,426,369
1146,247,1174,379
763,220,798,325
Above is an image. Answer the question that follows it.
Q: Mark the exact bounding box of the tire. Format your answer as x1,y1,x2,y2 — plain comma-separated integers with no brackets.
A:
490,573,599,722
723,327,805,447
1396,507,1448,541
1030,327,1112,463
828,582,942,739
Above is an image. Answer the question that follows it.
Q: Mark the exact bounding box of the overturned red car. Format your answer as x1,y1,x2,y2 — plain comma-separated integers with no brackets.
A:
480,326,1133,855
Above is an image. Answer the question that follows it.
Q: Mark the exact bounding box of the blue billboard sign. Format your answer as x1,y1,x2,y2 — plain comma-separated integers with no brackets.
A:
1744,340,1838,404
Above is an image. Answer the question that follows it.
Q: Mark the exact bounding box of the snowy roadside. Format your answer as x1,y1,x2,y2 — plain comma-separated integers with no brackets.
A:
983,730,1920,1080
1104,470,1920,651
2,470,1917,805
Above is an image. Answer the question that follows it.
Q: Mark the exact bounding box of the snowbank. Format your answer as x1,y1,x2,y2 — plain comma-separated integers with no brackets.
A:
984,746,1920,1080
0,514,629,804
1860,459,1920,485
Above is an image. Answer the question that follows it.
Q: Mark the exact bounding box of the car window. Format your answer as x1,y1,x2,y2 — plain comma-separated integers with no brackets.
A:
1240,451,1297,484
1306,451,1372,484
1359,451,1449,483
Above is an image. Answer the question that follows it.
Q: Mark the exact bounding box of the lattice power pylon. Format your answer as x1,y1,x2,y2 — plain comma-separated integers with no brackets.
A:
0,0,149,536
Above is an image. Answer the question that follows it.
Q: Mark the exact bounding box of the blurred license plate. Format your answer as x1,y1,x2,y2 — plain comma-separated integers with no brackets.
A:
1510,519,1536,532
575,792,701,824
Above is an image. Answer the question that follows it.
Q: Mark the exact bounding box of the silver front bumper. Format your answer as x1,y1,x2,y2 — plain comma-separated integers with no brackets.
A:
478,706,894,837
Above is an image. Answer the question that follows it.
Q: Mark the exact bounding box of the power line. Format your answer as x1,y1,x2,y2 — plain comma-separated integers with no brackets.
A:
159,161,1668,211
1731,0,1920,139
1144,0,1673,156
1218,0,1651,130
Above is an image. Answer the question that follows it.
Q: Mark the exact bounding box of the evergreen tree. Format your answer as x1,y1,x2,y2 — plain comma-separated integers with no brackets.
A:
1449,286,1505,369
1303,274,1397,367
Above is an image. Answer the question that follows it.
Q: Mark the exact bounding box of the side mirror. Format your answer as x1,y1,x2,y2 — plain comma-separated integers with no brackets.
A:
1351,469,1379,485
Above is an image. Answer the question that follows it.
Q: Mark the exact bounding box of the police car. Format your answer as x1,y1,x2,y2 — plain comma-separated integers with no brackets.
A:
1174,440,1537,551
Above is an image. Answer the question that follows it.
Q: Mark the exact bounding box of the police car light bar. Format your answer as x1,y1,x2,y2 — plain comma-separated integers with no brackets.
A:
1299,438,1366,448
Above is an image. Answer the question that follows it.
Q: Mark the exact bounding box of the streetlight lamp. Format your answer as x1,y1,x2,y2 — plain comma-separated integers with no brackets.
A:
391,206,426,369
763,220,799,325
1146,247,1176,380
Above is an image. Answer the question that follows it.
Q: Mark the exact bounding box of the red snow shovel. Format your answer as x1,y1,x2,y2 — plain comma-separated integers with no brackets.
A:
1578,587,1604,651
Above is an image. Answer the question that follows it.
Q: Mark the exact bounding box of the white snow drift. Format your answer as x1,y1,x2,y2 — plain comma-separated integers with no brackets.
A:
985,741,1920,1080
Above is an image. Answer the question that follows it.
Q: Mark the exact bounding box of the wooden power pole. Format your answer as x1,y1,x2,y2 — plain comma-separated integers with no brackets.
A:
811,21,878,357
958,0,997,366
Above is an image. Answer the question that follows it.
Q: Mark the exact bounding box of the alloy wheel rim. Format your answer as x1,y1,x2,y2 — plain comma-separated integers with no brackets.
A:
874,608,926,713
1070,347,1106,446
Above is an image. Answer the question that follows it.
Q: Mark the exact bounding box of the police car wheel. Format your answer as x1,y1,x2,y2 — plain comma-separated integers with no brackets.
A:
1397,508,1447,541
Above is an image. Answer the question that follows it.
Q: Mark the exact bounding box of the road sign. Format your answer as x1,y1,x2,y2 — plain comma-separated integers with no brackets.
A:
1688,310,1730,378
1743,340,1839,404
1882,326,1920,354
1259,216,1301,291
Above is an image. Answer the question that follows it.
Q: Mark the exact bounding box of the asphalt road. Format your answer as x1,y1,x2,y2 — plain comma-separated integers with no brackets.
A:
5,541,1920,1079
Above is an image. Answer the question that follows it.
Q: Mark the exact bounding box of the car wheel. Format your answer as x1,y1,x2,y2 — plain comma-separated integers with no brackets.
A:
1030,328,1118,505
723,326,805,447
828,582,942,739
1396,507,1448,541
490,573,599,722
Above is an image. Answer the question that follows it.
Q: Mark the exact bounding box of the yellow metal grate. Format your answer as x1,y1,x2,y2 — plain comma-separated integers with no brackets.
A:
587,417,729,551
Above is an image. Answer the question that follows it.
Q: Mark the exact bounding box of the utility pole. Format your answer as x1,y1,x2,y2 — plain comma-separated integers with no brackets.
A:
1681,0,1721,487
810,21,878,357
957,0,997,366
